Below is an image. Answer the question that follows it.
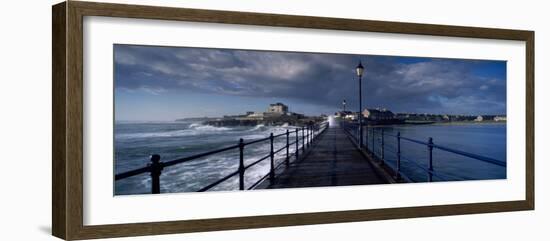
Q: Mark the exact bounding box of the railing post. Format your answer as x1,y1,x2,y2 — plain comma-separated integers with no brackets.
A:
296,128,299,159
365,125,368,150
285,129,290,166
396,132,401,180
355,123,359,143
381,129,385,163
316,124,319,136
302,126,305,152
371,128,376,156
306,125,310,148
359,124,362,145
270,133,275,182
310,125,312,144
342,121,345,133
149,154,163,194
428,137,434,182
359,121,364,148
310,125,313,142
238,138,245,190
310,125,312,142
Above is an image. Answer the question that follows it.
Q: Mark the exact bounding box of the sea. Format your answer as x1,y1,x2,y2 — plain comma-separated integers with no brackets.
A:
357,122,506,182
114,119,506,195
115,121,300,195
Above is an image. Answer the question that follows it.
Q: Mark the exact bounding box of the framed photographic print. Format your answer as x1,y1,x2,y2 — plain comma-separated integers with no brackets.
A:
52,1,534,240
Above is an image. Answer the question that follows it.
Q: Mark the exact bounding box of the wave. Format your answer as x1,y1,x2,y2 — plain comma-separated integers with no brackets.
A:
249,124,266,132
247,124,297,133
116,123,232,139
240,134,268,140
115,122,295,140
157,140,291,192
188,123,202,128
116,123,300,193
192,124,231,131
116,120,179,124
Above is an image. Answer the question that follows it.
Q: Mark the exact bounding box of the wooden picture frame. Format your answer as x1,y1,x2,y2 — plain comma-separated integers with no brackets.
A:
52,1,534,240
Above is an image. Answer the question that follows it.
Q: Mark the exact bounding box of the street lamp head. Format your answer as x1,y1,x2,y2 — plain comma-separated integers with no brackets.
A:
356,61,364,77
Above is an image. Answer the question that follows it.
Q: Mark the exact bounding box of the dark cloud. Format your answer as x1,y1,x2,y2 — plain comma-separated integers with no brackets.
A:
114,44,506,115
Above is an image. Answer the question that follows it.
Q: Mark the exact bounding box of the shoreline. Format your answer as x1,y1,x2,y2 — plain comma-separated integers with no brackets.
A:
431,121,506,125
365,121,506,127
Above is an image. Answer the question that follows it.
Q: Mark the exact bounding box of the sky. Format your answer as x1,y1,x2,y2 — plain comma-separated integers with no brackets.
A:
114,44,506,121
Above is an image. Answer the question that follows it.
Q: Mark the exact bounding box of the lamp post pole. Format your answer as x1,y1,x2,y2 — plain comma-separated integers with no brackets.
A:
359,75,363,147
356,61,365,148
343,99,346,112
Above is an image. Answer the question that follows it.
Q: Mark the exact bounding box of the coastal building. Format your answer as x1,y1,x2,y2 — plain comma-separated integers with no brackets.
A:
362,108,395,120
335,110,353,118
268,103,288,114
236,103,300,121
289,112,305,119
390,113,505,123
239,112,265,120
204,102,320,127
345,113,358,120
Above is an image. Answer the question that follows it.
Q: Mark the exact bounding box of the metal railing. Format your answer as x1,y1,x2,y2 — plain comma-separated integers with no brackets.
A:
115,122,329,194
341,121,505,182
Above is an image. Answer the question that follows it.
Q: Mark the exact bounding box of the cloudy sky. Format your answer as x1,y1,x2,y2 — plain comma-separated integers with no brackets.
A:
114,44,506,121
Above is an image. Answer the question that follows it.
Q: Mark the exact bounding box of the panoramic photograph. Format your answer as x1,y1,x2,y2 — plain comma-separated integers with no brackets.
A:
113,44,507,195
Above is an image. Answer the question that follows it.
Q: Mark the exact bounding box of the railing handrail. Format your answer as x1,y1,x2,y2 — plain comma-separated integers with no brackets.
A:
115,126,300,179
341,120,504,183
115,121,329,193
114,143,239,180
391,131,505,167
431,144,505,167
342,121,505,167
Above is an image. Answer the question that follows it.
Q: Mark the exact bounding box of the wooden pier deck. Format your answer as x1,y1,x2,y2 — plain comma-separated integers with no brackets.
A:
258,123,390,189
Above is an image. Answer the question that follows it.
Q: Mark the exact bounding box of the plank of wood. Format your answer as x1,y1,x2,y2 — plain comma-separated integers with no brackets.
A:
264,125,388,189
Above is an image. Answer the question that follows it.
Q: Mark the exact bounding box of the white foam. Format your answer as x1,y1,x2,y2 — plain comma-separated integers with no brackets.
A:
116,124,232,139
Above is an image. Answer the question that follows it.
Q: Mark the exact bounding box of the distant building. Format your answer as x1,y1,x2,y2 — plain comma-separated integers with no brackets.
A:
268,103,288,114
345,113,358,120
289,112,305,119
237,103,300,121
391,112,505,123
363,108,395,121
245,112,265,120
334,111,357,120
335,111,353,118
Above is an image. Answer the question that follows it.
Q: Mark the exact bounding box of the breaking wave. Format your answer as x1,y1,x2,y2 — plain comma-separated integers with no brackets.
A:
116,123,232,139
249,124,266,131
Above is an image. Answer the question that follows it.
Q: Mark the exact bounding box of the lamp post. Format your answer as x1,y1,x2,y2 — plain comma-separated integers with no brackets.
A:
356,61,365,148
342,99,346,112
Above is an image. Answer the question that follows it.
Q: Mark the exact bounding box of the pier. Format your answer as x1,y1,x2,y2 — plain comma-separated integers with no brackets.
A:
115,118,505,194
256,123,390,189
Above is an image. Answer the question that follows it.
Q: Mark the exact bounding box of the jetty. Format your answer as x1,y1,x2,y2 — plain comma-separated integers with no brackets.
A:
179,102,326,127
255,123,390,189
115,117,506,194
